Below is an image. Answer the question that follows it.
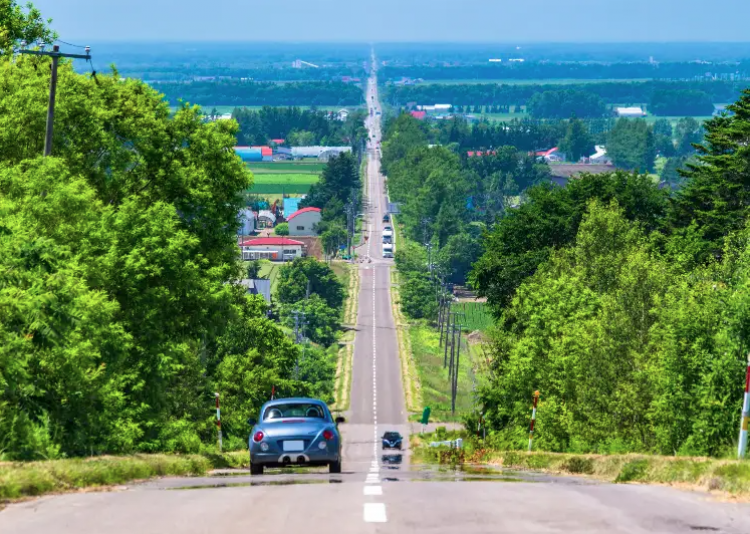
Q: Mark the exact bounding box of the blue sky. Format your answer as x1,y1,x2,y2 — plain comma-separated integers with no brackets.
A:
32,0,749,42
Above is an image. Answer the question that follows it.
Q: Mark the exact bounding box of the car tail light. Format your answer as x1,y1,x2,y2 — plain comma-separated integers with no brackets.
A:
253,431,264,443
323,429,334,441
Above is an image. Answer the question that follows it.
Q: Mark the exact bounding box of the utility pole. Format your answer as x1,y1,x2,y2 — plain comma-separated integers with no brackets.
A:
292,310,307,380
443,309,452,368
452,323,462,415
19,43,92,157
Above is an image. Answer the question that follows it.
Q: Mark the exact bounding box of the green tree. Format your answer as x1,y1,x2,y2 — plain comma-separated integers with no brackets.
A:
670,90,750,252
287,129,317,146
302,152,359,210
559,117,595,162
321,224,347,256
246,260,262,279
276,257,345,310
0,1,55,56
674,117,703,156
606,118,656,172
281,295,340,346
274,222,289,236
400,272,438,320
471,172,668,313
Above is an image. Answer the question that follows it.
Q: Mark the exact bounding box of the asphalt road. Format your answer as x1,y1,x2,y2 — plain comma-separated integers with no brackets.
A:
3,50,750,534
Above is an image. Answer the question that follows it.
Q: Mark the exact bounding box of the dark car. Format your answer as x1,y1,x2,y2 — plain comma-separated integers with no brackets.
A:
382,214,390,222
382,431,403,450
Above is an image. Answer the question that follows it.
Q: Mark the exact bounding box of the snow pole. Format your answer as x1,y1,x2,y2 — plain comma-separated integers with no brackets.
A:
738,355,750,459
215,392,222,453
528,390,540,452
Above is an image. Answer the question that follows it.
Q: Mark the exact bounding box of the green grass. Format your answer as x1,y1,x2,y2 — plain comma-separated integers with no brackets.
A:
454,302,494,332
248,162,325,174
171,105,346,114
409,325,475,422
412,433,750,496
258,260,281,293
249,183,311,195
0,451,252,500
252,173,320,186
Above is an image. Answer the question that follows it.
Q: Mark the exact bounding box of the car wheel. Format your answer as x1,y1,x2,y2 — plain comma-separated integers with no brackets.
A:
329,460,342,474
250,463,264,475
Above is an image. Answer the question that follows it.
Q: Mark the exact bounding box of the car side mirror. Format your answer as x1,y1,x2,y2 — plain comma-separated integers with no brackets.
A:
335,416,346,424
247,417,257,426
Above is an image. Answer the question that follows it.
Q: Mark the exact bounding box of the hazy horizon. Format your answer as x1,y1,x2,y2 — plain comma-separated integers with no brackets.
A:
32,0,750,43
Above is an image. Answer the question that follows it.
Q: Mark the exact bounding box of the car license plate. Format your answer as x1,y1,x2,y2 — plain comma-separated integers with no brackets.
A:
283,440,304,452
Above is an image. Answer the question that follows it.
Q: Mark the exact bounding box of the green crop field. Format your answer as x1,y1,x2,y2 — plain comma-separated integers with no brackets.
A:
455,301,494,332
249,183,312,195
252,173,319,185
248,162,325,174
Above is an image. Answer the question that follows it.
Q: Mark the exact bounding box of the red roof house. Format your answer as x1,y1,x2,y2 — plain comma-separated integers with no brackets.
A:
410,111,426,120
240,237,306,247
286,207,321,221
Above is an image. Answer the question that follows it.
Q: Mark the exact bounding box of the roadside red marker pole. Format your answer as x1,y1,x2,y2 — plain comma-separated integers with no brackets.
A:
271,385,276,400
215,392,222,453
738,355,750,459
528,391,540,452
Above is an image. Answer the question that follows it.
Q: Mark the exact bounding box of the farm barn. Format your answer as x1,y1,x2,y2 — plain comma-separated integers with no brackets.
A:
287,207,321,236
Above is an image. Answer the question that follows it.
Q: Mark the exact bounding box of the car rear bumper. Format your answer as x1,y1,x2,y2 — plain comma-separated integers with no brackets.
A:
251,449,340,467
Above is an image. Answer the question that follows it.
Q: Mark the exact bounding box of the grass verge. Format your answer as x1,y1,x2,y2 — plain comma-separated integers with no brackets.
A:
411,432,750,497
331,261,358,412
389,218,421,415
0,451,251,501
409,324,475,422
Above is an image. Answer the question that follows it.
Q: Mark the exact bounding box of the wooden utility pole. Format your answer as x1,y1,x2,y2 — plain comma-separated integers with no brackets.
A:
19,43,92,156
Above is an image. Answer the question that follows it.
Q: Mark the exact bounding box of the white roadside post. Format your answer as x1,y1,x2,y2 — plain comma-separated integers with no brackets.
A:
215,392,222,453
738,355,750,459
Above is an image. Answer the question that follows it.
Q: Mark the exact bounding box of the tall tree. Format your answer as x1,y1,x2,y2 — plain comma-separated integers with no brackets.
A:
606,118,656,172
560,117,595,162
670,89,750,252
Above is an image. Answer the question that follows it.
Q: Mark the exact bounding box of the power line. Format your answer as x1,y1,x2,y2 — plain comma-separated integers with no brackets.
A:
55,39,88,49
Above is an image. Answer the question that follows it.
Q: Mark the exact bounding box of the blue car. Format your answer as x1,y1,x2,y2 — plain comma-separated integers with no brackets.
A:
382,431,403,450
248,398,344,475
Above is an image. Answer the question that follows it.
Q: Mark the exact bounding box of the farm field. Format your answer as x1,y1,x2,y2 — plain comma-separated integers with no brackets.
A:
247,161,323,195
454,301,494,332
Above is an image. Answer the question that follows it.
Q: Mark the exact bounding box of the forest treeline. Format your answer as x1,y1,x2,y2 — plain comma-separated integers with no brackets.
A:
155,80,364,107
385,80,740,116
381,62,750,83
231,106,367,147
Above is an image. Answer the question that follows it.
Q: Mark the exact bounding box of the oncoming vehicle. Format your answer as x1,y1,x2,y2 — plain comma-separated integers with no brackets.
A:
382,243,393,258
382,225,393,238
248,398,344,475
382,431,403,450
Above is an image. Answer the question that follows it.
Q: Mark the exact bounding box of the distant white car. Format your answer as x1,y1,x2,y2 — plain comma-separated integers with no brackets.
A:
382,243,393,258
382,225,393,238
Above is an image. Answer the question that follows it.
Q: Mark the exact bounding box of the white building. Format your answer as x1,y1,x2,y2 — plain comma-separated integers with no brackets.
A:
589,145,612,165
337,109,350,121
291,146,352,160
257,210,277,229
240,237,306,261
616,107,646,118
287,207,321,236
238,208,256,236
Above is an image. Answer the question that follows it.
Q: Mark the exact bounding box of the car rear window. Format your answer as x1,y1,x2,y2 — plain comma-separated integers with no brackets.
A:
263,403,325,421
